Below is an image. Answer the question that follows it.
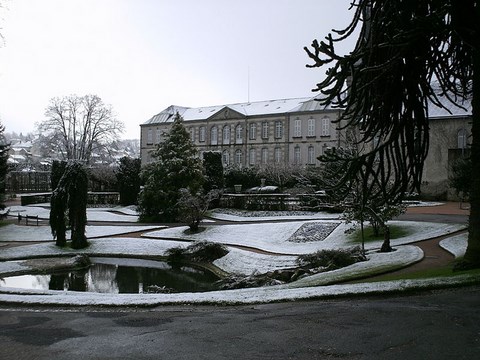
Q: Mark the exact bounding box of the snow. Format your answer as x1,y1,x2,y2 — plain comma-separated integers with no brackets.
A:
0,204,473,306
143,220,465,255
0,224,165,242
208,209,340,222
440,233,468,258
7,204,140,222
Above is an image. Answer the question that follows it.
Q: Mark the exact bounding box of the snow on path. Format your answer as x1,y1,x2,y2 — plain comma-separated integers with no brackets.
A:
0,224,165,242
440,233,468,258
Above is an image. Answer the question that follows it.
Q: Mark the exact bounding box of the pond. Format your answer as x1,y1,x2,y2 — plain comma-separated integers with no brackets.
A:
0,257,220,294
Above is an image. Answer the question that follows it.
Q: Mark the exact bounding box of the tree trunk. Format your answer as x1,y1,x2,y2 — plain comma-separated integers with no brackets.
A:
463,44,480,268
380,225,392,252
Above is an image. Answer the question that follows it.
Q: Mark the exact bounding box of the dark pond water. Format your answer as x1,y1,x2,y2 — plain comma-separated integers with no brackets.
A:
0,257,220,294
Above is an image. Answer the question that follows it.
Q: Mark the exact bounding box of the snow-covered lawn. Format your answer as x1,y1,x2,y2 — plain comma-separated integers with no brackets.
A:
0,204,473,306
144,220,466,255
0,224,165,242
7,204,139,222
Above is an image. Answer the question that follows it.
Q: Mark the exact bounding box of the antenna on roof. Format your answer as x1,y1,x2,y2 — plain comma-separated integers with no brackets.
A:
247,66,250,103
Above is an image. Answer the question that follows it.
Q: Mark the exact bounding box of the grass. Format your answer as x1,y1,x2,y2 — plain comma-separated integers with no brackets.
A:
349,224,410,244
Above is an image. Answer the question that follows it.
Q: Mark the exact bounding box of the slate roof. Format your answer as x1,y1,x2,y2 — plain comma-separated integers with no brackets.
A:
142,96,334,125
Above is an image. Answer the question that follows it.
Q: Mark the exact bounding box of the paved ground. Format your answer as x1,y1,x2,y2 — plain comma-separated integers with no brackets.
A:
0,285,479,360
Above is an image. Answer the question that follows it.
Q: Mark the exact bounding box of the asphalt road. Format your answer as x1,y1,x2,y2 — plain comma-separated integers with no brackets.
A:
0,286,479,360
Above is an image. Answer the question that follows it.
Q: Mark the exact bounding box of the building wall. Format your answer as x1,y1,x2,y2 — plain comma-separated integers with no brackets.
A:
140,109,343,168
140,101,470,201
421,116,471,200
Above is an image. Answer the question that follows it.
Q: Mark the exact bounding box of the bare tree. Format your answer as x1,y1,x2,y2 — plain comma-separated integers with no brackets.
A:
38,94,124,164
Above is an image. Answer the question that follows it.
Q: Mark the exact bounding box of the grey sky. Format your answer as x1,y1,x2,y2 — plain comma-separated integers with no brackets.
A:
0,0,355,139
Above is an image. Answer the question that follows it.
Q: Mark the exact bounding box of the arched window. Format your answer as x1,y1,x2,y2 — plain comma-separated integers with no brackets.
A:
147,129,153,144
222,150,230,166
458,128,468,149
294,119,301,137
294,146,301,164
199,126,206,142
262,122,269,139
223,125,230,144
249,148,256,165
211,126,218,145
236,124,243,144
275,121,283,139
249,123,257,140
308,146,315,164
321,117,330,136
274,147,282,163
235,149,243,165
261,148,268,164
307,117,315,137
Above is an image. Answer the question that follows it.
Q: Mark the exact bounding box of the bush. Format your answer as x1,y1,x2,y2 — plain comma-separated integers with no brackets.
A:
116,157,141,205
297,247,367,271
203,152,224,191
166,241,229,264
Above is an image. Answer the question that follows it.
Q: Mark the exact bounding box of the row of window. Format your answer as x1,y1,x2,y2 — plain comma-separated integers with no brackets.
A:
218,146,317,166
293,117,331,137
146,118,332,145
191,121,284,145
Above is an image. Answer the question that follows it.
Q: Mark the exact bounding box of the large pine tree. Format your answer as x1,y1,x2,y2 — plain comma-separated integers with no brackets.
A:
138,113,204,222
305,1,480,267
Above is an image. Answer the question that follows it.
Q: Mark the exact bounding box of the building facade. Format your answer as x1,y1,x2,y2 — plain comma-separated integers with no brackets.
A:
140,95,472,200
140,97,345,168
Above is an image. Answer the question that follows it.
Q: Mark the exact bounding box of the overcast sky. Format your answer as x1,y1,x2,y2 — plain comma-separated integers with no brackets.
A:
0,0,355,140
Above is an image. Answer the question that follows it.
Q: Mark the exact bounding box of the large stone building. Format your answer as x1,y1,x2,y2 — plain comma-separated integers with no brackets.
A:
140,95,472,200
140,96,345,168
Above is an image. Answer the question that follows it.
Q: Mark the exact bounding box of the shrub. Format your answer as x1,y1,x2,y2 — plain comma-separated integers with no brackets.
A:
297,247,367,271
166,241,229,264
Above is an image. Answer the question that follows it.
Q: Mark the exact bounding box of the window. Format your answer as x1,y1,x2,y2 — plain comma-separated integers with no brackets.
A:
458,128,468,149
294,119,301,137
261,148,268,164
199,126,206,142
236,124,243,143
274,147,282,163
189,128,194,142
321,117,330,136
147,129,153,144
307,118,315,137
223,125,230,144
249,148,256,165
275,121,283,139
308,146,315,164
222,150,230,166
156,129,162,144
211,126,218,145
294,146,301,164
235,149,243,165
249,123,257,140
262,122,269,139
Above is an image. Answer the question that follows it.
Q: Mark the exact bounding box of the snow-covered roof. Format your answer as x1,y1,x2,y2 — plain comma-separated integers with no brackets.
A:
143,96,332,125
428,97,472,119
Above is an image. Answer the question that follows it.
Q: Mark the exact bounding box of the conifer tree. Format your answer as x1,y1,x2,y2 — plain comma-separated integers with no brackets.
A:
305,0,480,268
138,113,204,222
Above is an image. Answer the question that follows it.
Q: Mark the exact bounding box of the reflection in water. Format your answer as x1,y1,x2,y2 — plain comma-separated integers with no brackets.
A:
2,258,219,294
